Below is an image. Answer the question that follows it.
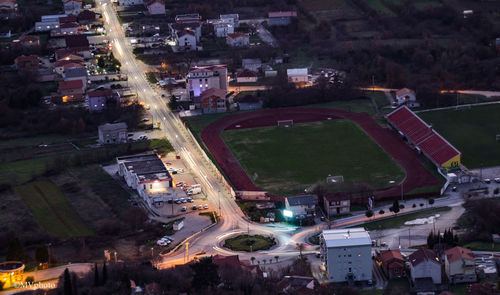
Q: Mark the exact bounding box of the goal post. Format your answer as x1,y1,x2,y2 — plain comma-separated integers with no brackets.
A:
326,175,344,184
277,119,294,127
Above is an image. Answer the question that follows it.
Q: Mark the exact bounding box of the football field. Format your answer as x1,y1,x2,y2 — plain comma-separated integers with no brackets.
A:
222,119,405,195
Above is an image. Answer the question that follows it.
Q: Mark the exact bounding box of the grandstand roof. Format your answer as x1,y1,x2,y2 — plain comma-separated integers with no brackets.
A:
386,106,461,166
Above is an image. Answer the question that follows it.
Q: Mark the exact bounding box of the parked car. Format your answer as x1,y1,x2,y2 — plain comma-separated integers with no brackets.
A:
176,181,186,187
157,240,168,246
197,204,203,210
191,205,197,210
180,206,186,212
164,162,172,166
167,199,173,204
203,204,208,209
174,199,182,204
187,198,194,203
484,178,491,184
181,199,187,203
495,178,500,183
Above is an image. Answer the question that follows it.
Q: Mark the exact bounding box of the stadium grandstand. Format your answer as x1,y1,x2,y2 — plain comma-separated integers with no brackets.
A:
386,106,461,169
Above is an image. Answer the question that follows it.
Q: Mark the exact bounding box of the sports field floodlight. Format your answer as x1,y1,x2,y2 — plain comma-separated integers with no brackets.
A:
283,210,293,218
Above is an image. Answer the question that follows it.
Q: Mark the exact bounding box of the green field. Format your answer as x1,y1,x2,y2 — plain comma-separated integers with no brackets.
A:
223,234,276,252
306,0,351,10
15,180,93,239
360,206,451,231
419,105,500,168
222,119,405,195
0,157,52,185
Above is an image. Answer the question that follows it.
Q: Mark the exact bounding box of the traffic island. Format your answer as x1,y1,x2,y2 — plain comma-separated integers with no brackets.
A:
223,234,276,252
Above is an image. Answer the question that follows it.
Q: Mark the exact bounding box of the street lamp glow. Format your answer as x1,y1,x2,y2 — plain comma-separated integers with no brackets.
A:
283,210,293,218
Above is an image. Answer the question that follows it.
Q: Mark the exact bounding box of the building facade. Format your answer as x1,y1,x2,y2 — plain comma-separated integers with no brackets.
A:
320,228,372,283
187,65,228,97
408,248,442,285
444,246,477,284
323,193,350,216
284,195,316,217
98,122,127,144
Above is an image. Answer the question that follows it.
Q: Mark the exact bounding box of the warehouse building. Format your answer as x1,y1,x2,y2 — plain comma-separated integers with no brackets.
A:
320,228,372,283
386,106,461,169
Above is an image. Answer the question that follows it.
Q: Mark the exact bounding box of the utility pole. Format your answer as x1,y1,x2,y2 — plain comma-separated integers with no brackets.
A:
408,228,411,248
401,182,404,202
218,189,221,217
185,242,190,263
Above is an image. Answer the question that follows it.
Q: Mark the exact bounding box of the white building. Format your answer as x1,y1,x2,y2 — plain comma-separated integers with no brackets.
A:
320,228,372,283
220,14,239,27
395,88,418,106
242,58,261,72
175,13,201,23
213,21,233,37
118,0,143,6
175,29,197,51
35,14,67,32
287,68,308,83
145,0,165,15
187,65,228,97
284,195,316,217
98,122,127,144
63,0,82,15
117,154,173,207
444,246,476,284
408,248,442,285
226,32,249,47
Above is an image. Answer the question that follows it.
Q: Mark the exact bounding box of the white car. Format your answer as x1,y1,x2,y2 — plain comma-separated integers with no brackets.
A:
495,178,500,183
156,238,170,246
203,204,208,209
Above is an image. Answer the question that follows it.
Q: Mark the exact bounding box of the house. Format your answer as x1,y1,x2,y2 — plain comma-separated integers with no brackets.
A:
395,88,417,106
379,249,406,279
236,69,257,83
118,0,143,6
65,35,90,58
200,88,227,113
63,0,82,15
55,49,84,61
268,11,297,26
35,14,63,32
145,0,164,15
242,58,262,72
444,246,477,284
276,276,315,294
59,15,77,24
212,255,263,278
14,55,38,73
187,65,228,97
16,35,40,47
169,22,201,42
212,21,233,37
175,30,197,51
58,79,85,102
98,122,127,144
409,248,442,285
235,94,261,111
117,154,173,206
63,67,87,89
287,68,308,83
226,32,249,47
220,14,239,27
54,60,83,75
320,228,372,283
77,10,96,24
58,22,80,35
0,0,17,14
323,193,350,217
86,88,119,112
175,13,201,23
284,195,316,217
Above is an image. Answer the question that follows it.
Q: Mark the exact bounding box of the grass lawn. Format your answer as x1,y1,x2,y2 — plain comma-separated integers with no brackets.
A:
306,0,351,10
419,104,500,168
361,206,451,231
305,98,377,115
222,119,405,195
365,91,390,109
463,241,500,252
15,180,93,239
406,185,442,195
223,234,276,252
364,0,396,15
182,112,237,138
0,157,52,185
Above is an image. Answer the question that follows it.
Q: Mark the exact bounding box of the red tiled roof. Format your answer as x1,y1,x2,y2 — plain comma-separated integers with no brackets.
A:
227,32,248,39
380,249,404,264
237,69,257,78
58,79,83,90
77,9,96,21
19,35,39,43
60,22,79,29
409,248,440,266
59,15,77,23
87,89,113,97
386,106,461,166
200,88,226,99
14,54,37,63
146,0,163,6
268,11,297,18
445,246,474,263
65,35,89,49
324,192,349,202
396,87,415,97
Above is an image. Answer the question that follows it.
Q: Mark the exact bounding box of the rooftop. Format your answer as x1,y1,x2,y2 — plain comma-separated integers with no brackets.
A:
98,122,127,132
380,249,404,263
287,68,308,76
321,228,371,247
268,11,297,18
117,154,172,183
409,248,440,266
88,89,114,98
200,88,226,99
396,87,415,97
65,35,89,49
242,58,262,64
286,195,316,206
64,67,87,78
237,69,257,78
445,246,474,263
227,32,248,39
58,79,83,90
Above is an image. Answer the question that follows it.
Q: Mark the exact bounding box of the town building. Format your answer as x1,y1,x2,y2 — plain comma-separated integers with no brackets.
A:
199,88,227,113
444,246,477,284
58,79,85,102
242,58,262,72
16,35,40,47
284,195,316,217
276,276,316,294
175,13,201,23
0,0,17,15
59,15,77,24
63,67,87,89
287,68,308,83
98,122,127,144
395,88,418,107
386,106,461,169
226,32,249,47
378,249,406,279
220,14,239,27
408,248,442,285
175,29,197,51
323,193,350,217
77,9,96,24
63,0,82,15
320,228,372,283
118,0,143,5
117,154,173,206
187,65,228,97
235,94,261,111
268,11,297,26
54,60,84,75
57,22,80,36
145,0,165,15
236,69,257,83
14,55,38,73
65,35,91,58
55,49,84,62
169,22,201,42
212,255,263,277
87,88,119,112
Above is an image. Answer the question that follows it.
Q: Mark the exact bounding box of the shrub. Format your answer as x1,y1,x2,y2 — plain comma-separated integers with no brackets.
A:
379,210,385,214
412,204,417,208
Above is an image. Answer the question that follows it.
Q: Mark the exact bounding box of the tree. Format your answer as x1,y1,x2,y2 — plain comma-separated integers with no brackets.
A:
379,210,385,214
94,263,99,287
251,257,256,265
365,210,374,218
102,261,108,284
190,257,220,291
35,245,49,264
168,95,179,111
6,237,26,263
274,256,279,263
63,268,72,295
121,207,147,230
98,56,105,68
392,200,400,214
428,198,435,207
263,259,267,264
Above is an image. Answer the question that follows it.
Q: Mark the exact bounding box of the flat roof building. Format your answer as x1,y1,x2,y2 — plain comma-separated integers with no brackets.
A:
320,228,372,283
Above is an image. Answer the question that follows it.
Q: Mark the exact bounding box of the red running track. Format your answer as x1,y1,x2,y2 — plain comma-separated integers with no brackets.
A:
200,108,442,200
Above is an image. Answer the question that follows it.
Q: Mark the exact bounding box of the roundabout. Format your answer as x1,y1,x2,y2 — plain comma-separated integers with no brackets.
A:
223,234,277,252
